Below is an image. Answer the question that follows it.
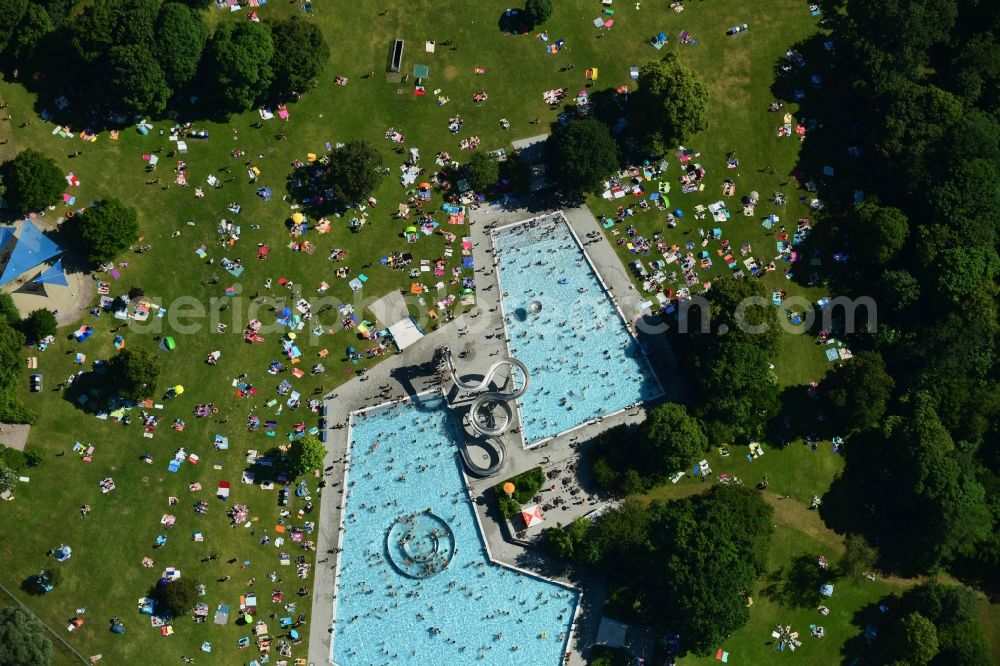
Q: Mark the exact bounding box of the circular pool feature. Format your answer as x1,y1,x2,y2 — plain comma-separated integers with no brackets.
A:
386,511,456,578
528,300,542,313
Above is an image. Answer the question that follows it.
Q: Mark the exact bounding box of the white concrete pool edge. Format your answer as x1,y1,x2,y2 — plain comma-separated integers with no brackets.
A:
490,210,666,450
330,389,582,666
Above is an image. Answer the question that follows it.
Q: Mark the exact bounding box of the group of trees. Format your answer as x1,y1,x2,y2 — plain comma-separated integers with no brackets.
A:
544,485,773,655
543,52,708,201
802,0,1000,585
858,583,992,666
673,278,781,443
0,0,330,118
0,606,53,666
590,403,709,495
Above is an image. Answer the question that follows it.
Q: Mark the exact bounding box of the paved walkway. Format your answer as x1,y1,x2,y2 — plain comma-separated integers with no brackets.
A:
308,202,675,665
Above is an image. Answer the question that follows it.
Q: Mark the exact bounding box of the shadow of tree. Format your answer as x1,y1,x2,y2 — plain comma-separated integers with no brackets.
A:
762,553,833,609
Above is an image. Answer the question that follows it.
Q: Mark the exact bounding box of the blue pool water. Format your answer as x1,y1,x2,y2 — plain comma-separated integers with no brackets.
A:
332,396,578,666
493,214,664,444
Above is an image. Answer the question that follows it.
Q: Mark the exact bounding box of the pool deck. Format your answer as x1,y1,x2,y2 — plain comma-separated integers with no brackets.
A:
309,202,675,666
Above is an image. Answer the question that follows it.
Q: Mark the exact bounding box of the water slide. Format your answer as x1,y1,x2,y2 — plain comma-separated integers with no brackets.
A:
439,346,529,463
459,436,507,478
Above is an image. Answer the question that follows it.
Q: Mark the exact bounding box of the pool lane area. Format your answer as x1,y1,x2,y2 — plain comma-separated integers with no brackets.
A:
493,213,664,445
331,395,578,666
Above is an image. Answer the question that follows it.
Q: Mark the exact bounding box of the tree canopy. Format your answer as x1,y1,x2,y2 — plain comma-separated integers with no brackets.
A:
154,2,208,89
0,606,53,666
545,117,619,201
108,44,170,116
0,464,15,495
291,434,326,477
77,198,139,264
269,17,330,96
0,294,19,327
524,0,554,27
889,612,939,666
1,149,64,213
852,203,909,265
158,577,199,615
107,347,161,400
464,151,500,192
22,309,57,343
823,351,895,431
633,52,709,155
204,21,275,114
326,140,384,206
638,403,708,477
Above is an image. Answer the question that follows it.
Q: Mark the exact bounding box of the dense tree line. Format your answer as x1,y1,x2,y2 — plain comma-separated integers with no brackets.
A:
544,485,773,656
0,0,330,121
796,0,1000,587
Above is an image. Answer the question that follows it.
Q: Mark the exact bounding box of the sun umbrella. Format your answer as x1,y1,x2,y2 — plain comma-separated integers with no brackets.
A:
502,482,515,495
520,504,544,528
291,212,305,225
174,385,184,395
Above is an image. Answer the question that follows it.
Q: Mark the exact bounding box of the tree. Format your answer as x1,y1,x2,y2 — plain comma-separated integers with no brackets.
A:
204,21,275,113
639,403,708,477
545,118,619,201
158,577,199,615
8,3,52,61
890,612,939,666
0,0,27,54
69,0,159,65
0,464,14,495
842,0,957,92
646,485,773,654
868,82,962,193
524,0,554,26
107,347,161,400
269,17,329,95
291,434,325,476
933,245,999,303
823,351,895,431
839,533,879,577
0,321,25,387
326,140,384,205
696,341,779,440
464,151,499,192
105,44,169,116
22,309,56,343
0,293,19,326
878,395,991,572
0,606,53,666
154,3,208,89
853,203,909,265
76,198,139,264
881,269,921,311
632,52,709,155
2,149,64,213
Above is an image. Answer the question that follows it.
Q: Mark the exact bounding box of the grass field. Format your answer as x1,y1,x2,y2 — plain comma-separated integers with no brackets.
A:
0,1,995,664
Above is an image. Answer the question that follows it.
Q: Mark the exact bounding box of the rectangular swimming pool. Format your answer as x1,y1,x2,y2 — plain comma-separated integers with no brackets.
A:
493,213,663,444
332,395,578,666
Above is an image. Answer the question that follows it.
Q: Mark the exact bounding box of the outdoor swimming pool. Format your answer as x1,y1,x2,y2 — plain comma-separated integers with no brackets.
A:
493,213,664,444
332,396,578,666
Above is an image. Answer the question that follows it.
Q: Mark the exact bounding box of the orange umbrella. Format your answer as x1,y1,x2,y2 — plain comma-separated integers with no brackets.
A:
502,482,515,495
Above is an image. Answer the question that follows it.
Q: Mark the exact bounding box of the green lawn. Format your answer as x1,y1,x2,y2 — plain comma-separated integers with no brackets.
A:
0,1,995,664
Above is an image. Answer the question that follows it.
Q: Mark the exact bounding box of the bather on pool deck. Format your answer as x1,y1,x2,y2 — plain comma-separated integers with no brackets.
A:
332,396,578,665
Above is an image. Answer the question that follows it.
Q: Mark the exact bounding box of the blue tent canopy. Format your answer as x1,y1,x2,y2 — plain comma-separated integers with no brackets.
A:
0,227,15,253
0,222,63,287
32,259,69,287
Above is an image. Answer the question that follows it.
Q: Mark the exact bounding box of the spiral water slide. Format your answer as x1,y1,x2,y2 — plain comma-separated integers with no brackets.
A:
440,347,529,437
